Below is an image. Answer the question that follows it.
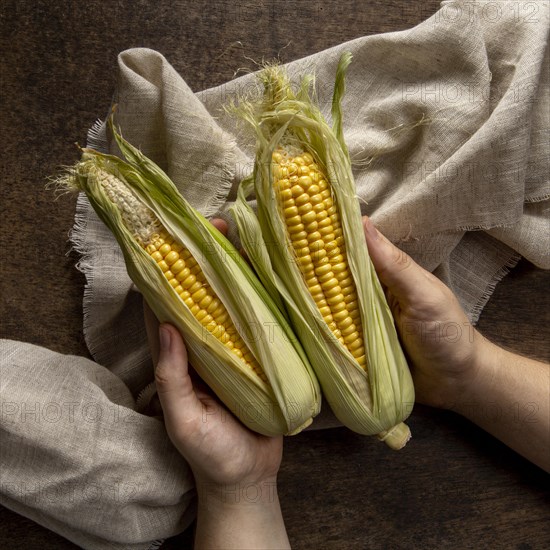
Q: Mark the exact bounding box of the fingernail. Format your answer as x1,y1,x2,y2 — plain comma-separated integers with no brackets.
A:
363,217,378,240
159,326,171,351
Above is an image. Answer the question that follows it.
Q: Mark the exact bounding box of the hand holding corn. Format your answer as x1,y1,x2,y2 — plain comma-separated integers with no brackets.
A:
145,311,290,549
137,219,290,547
362,216,550,473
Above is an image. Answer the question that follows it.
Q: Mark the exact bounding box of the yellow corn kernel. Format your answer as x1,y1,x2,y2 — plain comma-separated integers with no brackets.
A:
133,215,267,381
273,147,367,369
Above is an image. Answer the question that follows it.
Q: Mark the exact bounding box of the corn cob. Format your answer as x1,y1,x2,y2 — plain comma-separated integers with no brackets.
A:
231,53,415,449
272,147,367,370
99,168,266,381
58,124,321,436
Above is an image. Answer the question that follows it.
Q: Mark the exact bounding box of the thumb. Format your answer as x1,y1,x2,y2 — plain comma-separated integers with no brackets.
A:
155,324,202,426
362,217,434,304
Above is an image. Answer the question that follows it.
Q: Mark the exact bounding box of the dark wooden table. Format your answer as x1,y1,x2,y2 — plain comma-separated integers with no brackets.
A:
1,1,548,548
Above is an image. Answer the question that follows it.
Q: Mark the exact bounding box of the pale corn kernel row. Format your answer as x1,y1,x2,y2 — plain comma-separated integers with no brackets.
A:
272,147,367,369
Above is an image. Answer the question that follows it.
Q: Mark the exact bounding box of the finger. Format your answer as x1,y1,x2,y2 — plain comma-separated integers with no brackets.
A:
155,323,203,427
210,217,228,236
362,216,435,305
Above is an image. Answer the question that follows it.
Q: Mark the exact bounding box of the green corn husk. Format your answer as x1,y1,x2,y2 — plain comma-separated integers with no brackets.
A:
59,122,321,437
231,53,415,449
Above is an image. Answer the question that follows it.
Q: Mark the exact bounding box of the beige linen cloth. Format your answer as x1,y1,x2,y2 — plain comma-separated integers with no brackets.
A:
1,1,548,548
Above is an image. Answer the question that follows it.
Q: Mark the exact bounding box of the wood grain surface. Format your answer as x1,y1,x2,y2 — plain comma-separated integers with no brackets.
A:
1,1,548,548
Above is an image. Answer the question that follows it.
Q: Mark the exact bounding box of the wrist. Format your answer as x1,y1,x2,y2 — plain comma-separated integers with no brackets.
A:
196,476,279,511
450,333,499,417
194,475,290,549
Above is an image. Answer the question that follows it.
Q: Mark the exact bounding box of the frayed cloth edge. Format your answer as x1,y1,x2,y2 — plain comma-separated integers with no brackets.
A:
525,190,550,204
469,251,522,326
68,193,102,362
87,118,109,153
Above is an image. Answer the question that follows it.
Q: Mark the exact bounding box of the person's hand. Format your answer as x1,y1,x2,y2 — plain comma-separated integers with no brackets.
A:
144,218,290,549
145,310,283,492
362,217,489,410
363,217,550,471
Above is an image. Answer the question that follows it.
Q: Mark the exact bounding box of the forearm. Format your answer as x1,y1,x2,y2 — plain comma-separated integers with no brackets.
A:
194,478,290,550
453,339,550,472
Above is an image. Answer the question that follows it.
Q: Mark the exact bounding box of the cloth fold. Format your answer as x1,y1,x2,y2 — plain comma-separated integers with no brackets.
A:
1,1,548,547
0,340,195,550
